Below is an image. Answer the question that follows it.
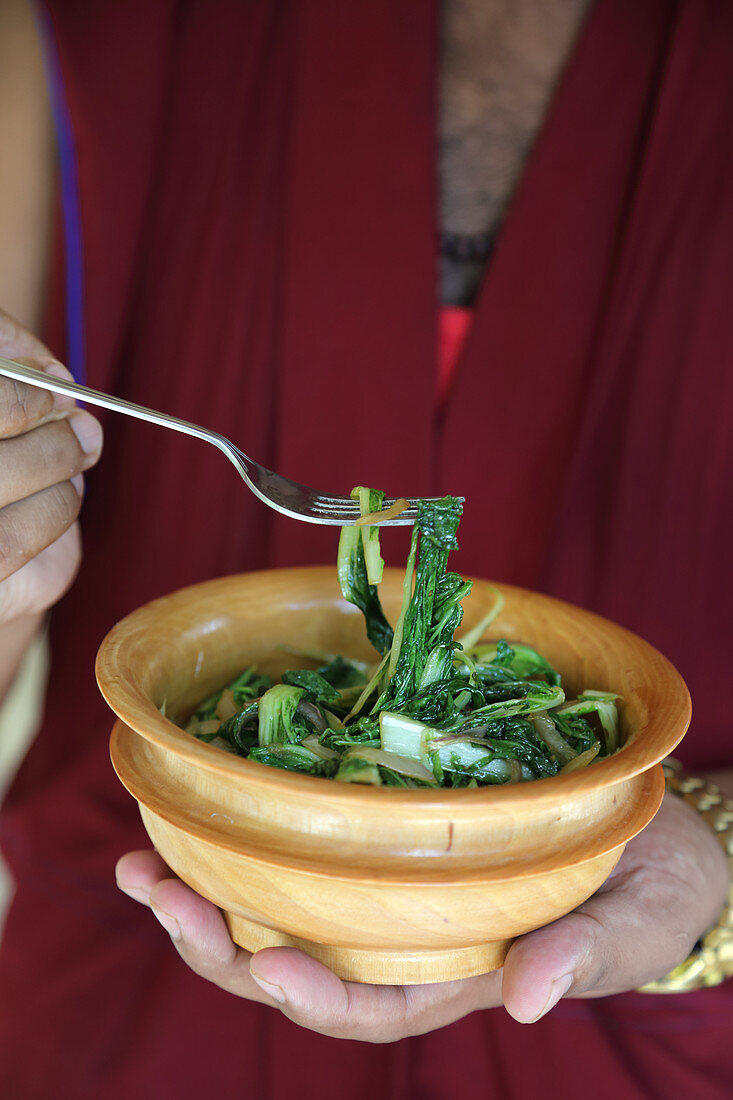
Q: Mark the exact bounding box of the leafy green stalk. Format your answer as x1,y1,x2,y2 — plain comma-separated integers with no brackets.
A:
281,669,340,705
249,743,338,776
557,691,620,753
335,750,382,786
386,524,419,681
316,655,367,689
258,684,306,746
432,742,522,783
377,496,464,710
353,486,385,585
218,701,260,753
336,492,393,655
192,666,272,722
470,640,562,688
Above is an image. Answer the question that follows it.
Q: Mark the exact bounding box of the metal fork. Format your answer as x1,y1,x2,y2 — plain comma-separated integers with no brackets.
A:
0,357,451,525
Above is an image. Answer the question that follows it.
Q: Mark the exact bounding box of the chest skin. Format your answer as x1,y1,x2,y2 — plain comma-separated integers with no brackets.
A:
439,0,593,304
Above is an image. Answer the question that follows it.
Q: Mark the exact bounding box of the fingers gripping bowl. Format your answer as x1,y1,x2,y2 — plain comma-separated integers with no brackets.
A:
96,568,690,984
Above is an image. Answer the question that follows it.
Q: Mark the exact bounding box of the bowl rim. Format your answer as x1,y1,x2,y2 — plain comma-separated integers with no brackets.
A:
96,567,691,807
109,717,665,884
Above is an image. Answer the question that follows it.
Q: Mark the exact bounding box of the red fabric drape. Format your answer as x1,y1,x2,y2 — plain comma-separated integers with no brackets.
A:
1,1,732,1096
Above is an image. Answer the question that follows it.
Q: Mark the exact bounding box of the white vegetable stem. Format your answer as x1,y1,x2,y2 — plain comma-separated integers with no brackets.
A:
379,711,434,765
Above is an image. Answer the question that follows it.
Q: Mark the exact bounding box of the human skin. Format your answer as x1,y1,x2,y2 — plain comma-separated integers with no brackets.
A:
2,0,730,1042
117,770,732,1041
0,1,103,703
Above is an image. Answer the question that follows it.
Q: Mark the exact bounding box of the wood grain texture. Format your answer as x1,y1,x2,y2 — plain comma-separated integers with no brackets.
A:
98,568,690,984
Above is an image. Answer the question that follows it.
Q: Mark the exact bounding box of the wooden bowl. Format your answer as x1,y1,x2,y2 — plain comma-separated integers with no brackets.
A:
96,568,690,985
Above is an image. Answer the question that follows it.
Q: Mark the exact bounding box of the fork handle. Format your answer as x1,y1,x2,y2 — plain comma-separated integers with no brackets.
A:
0,356,236,459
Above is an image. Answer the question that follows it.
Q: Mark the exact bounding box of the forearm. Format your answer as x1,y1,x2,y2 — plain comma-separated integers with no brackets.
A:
0,0,55,712
0,0,54,333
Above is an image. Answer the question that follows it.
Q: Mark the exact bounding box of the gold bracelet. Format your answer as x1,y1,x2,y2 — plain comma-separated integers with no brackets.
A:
640,758,733,993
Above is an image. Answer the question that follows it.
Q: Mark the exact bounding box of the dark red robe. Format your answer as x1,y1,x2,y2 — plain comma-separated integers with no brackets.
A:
1,1,731,1096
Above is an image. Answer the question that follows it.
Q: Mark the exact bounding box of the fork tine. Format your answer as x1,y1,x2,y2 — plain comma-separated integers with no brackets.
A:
304,495,463,525
309,495,450,510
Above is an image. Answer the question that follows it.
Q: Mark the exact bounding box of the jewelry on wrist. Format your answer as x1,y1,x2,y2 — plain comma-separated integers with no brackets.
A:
640,758,733,993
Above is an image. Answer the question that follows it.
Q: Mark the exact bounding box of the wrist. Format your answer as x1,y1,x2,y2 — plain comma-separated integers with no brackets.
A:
641,760,733,992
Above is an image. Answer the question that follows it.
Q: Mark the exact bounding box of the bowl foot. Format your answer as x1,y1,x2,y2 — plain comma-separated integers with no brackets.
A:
224,912,510,985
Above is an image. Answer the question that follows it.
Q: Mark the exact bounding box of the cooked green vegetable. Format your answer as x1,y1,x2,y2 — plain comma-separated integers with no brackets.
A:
185,490,621,787
377,497,468,710
281,669,341,705
258,684,306,745
191,666,272,723
336,487,394,655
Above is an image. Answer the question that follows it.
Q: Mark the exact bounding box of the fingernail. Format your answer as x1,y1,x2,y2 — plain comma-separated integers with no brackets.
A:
531,973,573,1022
250,970,288,1005
45,361,73,380
69,411,103,455
71,473,84,497
151,905,182,941
116,881,150,905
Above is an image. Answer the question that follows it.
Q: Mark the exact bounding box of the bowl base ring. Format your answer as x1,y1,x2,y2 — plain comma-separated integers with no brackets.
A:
223,911,510,985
